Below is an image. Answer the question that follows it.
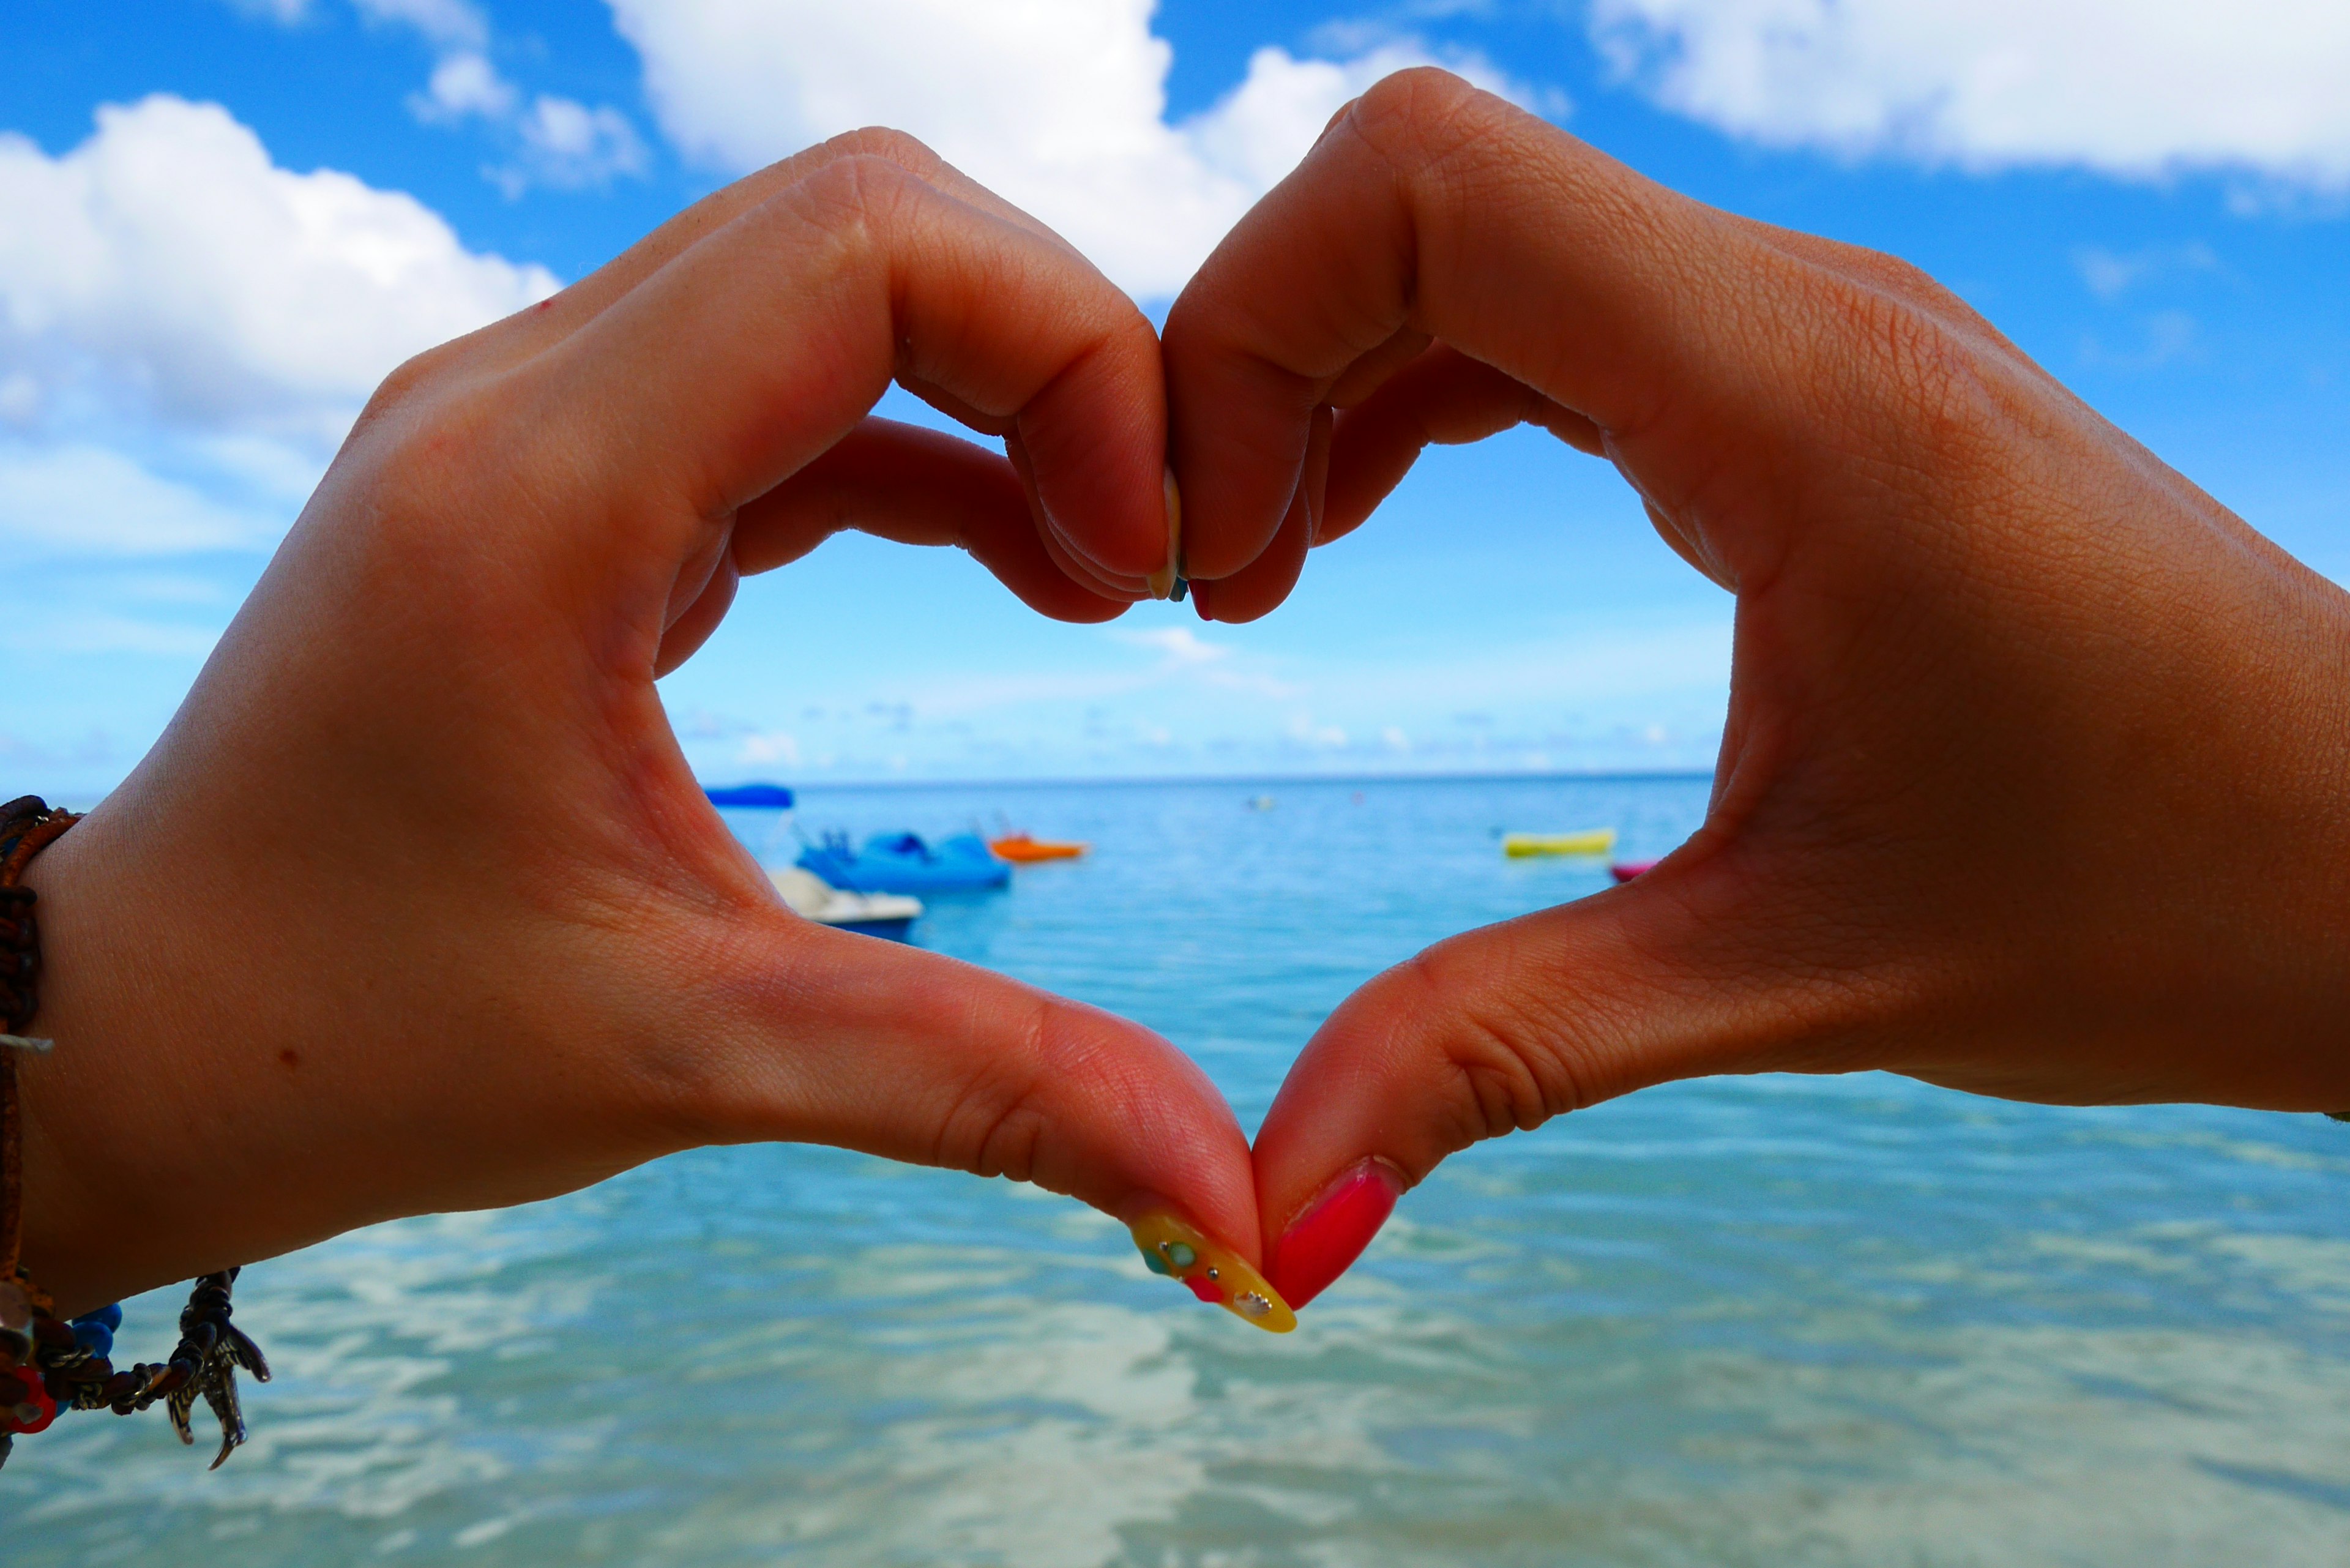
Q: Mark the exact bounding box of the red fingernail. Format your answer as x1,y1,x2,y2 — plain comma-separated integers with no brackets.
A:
1190,578,1215,620
1269,1157,1406,1309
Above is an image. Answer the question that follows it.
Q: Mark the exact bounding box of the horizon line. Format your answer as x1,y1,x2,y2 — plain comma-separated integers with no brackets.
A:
709,766,1718,793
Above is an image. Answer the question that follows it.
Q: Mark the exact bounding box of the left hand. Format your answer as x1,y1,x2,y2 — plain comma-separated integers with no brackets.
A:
16,129,1257,1317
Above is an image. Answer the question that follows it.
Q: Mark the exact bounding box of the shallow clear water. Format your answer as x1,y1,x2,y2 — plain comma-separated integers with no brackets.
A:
12,777,2350,1565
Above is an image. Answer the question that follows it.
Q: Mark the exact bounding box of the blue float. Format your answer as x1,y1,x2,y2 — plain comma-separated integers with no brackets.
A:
705,782,797,808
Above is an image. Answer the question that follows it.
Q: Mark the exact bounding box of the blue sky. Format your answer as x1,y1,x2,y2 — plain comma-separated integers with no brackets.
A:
3,1,2346,795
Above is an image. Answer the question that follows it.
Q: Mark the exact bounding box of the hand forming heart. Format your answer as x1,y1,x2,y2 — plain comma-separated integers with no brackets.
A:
18,73,2350,1327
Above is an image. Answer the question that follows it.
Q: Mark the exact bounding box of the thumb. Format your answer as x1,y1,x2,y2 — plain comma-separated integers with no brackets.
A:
667,897,1286,1329
1252,834,1838,1309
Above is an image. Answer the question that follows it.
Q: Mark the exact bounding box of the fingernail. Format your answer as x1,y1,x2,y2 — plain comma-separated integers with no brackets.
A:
1128,1209,1296,1333
1145,468,1182,600
1190,577,1214,621
1269,1157,1406,1310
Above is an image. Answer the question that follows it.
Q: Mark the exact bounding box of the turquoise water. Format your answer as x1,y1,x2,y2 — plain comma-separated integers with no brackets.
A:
11,775,2350,1564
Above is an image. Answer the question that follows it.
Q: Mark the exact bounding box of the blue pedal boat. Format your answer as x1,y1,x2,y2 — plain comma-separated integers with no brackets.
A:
796,831,1011,894
706,782,797,808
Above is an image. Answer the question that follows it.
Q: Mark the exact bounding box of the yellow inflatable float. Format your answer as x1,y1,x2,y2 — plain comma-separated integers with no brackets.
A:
1502,827,1618,859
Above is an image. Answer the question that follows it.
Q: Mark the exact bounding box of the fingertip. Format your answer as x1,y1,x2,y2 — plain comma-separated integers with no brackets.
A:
1125,1206,1296,1332
1266,1155,1407,1309
1183,480,1313,622
1041,591,1138,625
1018,336,1169,586
1141,468,1182,600
1244,946,1501,1298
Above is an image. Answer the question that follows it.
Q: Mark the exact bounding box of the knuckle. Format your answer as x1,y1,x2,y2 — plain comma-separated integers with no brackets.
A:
348,341,466,439
1346,67,1493,155
1340,70,1576,286
1816,276,2005,462
788,151,925,239
1834,244,2006,352
329,380,602,633
1345,69,1527,192
931,997,1058,1185
1860,248,1946,304
816,125,944,179
362,384,515,515
1389,941,1603,1151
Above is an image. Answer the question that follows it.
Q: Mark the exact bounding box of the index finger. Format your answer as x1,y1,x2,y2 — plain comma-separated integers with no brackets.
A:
1160,68,1805,605
374,138,1176,649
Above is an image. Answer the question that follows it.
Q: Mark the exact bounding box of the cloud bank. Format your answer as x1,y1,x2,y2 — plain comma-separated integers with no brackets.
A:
0,95,556,447
0,95,556,561
1593,0,2350,187
604,0,1523,296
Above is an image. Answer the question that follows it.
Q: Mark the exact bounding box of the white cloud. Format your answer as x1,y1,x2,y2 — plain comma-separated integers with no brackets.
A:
1187,43,1465,193
412,51,518,122
604,0,1530,296
235,0,647,195
2081,307,2199,370
0,97,556,570
2072,241,2220,300
1115,625,1230,665
227,0,486,46
0,605,222,659
2076,248,2144,302
1112,624,1305,697
0,95,558,443
352,0,488,51
494,94,651,195
739,731,802,766
0,442,283,556
1592,0,2350,187
1285,711,1349,749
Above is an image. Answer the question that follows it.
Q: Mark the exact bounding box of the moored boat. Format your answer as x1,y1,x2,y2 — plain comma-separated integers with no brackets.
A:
1502,827,1618,859
706,782,796,808
988,832,1087,863
770,867,922,941
797,831,1011,894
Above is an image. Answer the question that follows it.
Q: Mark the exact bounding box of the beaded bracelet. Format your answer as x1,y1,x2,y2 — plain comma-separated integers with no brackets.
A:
0,796,267,1471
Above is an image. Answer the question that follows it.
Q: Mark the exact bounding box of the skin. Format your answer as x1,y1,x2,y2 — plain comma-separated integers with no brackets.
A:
16,130,1251,1317
1154,71,2350,1268
18,75,2349,1323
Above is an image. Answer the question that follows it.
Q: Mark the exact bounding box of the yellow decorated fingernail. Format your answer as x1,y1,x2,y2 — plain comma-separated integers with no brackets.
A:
1146,468,1184,601
1129,1210,1295,1333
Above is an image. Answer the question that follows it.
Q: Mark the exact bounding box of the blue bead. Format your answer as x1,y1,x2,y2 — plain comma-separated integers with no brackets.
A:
1142,1249,1173,1276
73,1304,123,1333
71,1321,113,1359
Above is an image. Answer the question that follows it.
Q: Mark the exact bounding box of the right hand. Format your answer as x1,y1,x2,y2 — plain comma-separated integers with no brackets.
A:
1155,70,2350,1308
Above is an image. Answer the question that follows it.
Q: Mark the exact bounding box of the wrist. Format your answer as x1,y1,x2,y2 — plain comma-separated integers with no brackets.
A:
12,797,249,1315
15,813,137,1313
2065,570,2350,1110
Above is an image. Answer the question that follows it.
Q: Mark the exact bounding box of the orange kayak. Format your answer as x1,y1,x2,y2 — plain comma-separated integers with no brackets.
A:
988,832,1087,864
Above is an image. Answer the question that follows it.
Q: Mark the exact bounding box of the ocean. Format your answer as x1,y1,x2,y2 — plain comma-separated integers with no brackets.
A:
10,775,2350,1565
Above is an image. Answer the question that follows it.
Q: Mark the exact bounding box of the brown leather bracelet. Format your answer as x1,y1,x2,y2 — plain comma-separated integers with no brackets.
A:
1,796,80,1285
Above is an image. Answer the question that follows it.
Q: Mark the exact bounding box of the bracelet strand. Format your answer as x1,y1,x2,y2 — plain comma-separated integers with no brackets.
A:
0,795,268,1471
